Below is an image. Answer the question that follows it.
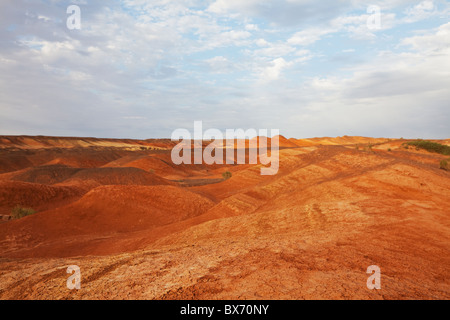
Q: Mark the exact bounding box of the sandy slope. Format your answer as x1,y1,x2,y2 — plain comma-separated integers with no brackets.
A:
0,136,449,299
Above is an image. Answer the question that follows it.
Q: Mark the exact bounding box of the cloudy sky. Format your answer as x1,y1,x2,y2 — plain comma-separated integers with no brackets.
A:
0,0,449,139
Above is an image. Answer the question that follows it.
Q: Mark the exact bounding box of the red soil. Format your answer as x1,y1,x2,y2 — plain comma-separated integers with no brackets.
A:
0,136,449,300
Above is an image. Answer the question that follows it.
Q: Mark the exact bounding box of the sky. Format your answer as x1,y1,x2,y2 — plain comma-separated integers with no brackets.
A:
0,0,449,139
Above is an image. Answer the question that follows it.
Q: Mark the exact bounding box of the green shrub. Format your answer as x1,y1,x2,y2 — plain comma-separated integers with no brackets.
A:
11,205,36,219
406,140,450,155
222,171,232,180
440,160,449,170
388,148,391,152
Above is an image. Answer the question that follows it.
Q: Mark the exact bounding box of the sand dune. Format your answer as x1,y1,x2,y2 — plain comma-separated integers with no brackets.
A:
0,135,449,299
0,180,85,216
0,136,173,150
0,185,214,258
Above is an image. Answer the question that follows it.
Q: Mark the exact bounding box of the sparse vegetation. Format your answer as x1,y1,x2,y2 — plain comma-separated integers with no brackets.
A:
222,171,232,180
388,148,391,152
149,169,155,174
440,160,449,170
406,140,450,156
11,205,36,219
364,144,374,152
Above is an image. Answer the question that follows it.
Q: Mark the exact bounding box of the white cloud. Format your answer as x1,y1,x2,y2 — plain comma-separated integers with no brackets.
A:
293,22,450,137
260,57,291,82
205,56,235,74
207,0,260,15
245,23,259,31
403,0,436,23
253,42,296,58
255,38,269,47
400,21,450,53
0,0,449,139
288,28,332,46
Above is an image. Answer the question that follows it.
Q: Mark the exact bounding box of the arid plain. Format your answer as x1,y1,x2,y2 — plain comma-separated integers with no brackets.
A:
0,135,449,299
